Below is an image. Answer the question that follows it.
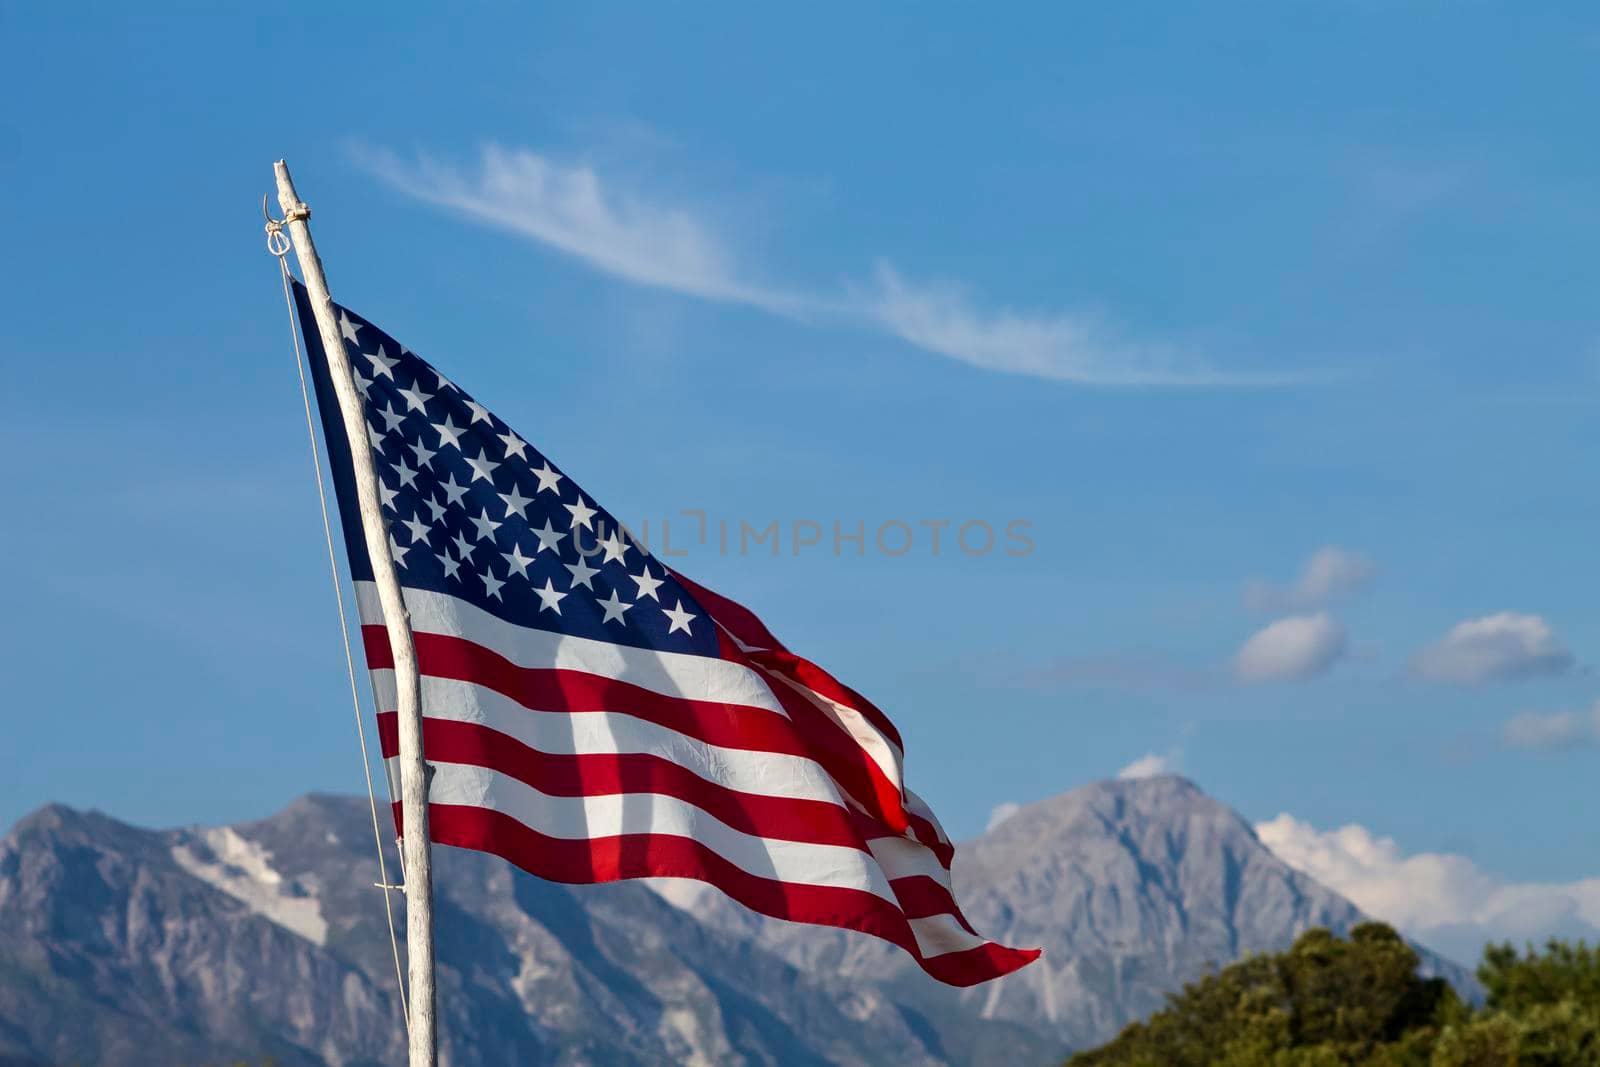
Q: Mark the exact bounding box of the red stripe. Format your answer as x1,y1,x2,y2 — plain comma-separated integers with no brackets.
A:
376,713,876,852
755,669,952,864
921,940,1043,988
364,625,918,843
416,802,1039,987
673,571,785,652
752,671,952,864
886,875,978,934
673,571,906,752
746,650,905,753
751,660,913,836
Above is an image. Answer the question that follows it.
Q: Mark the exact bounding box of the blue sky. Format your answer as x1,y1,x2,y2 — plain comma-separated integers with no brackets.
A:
5,5,1600,963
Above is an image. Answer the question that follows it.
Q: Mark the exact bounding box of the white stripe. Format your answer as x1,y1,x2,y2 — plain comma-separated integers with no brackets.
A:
904,789,952,846
867,834,954,887
369,670,854,810
418,760,899,903
908,914,989,958
354,582,790,718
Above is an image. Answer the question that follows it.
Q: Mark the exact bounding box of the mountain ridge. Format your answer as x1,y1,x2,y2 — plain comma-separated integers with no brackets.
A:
649,774,1475,1049
0,776,1470,1065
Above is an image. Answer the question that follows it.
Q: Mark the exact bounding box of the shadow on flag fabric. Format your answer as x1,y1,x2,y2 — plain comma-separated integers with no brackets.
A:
294,283,1040,986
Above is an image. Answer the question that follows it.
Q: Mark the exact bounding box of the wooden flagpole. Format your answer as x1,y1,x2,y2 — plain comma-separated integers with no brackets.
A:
272,160,438,1067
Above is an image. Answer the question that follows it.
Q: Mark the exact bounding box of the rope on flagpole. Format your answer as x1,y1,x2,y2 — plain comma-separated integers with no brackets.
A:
267,211,411,1032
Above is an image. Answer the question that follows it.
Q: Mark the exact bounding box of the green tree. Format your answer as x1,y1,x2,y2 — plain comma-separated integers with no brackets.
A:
1479,940,1600,1015
1067,923,1458,1067
1067,930,1600,1065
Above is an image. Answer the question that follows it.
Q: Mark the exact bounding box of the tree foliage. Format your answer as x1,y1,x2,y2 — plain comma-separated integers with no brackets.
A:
1067,926,1600,1066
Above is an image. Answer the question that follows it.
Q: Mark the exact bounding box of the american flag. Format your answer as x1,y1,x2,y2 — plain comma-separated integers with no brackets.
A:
294,283,1039,986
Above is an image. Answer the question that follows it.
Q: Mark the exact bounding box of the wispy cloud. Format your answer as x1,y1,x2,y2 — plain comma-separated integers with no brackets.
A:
1499,702,1600,752
867,264,1272,386
1411,612,1574,686
359,144,1300,388
358,144,804,315
1244,546,1376,613
985,801,1022,832
1117,750,1184,780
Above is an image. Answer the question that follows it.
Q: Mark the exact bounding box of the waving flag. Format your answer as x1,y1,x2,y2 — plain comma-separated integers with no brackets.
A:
295,284,1039,986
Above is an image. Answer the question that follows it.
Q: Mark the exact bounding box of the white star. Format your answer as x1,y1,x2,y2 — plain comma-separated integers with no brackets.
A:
376,401,407,433
498,431,529,460
469,508,502,542
451,530,476,562
464,447,499,484
366,422,384,450
564,496,598,530
630,565,664,601
402,517,430,545
662,600,696,635
441,551,463,580
533,578,567,614
598,527,630,564
355,370,375,395
398,381,434,413
597,589,632,626
408,438,437,470
434,368,459,392
480,565,506,601
524,518,563,556
379,482,398,510
564,556,600,590
531,518,566,555
366,345,398,380
424,493,449,523
338,311,362,344
439,474,470,508
432,415,466,451
498,485,533,519
466,399,492,425
391,458,419,489
531,461,563,495
502,544,535,579
388,533,409,566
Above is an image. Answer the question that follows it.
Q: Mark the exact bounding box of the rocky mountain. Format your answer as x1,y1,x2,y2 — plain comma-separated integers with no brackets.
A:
0,776,1470,1065
661,774,1474,1053
0,796,1041,1067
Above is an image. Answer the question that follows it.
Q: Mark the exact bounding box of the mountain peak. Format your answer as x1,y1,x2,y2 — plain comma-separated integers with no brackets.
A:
3,802,143,850
987,773,1210,829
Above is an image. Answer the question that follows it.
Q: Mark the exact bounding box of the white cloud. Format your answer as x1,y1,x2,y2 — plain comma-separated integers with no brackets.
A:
1500,702,1600,751
1412,612,1574,685
1117,750,1183,780
1244,546,1375,613
360,144,1299,388
1234,613,1347,683
358,144,802,315
867,264,1280,387
1257,813,1600,967
986,802,1022,832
